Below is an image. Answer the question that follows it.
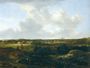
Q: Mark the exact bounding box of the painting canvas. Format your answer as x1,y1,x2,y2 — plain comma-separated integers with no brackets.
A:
0,0,89,68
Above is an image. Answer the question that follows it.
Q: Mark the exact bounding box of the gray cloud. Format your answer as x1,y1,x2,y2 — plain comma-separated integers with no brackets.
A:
0,0,63,3
0,0,64,9
0,0,33,3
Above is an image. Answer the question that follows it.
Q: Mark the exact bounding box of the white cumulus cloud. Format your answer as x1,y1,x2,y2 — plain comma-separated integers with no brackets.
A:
15,4,82,39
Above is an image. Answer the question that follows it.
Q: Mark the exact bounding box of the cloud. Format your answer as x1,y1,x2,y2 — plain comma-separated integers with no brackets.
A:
19,4,83,39
0,0,32,3
0,0,64,4
5,7,82,39
0,0,88,39
0,0,65,9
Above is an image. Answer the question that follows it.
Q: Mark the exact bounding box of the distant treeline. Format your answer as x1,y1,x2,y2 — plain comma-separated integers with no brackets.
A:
0,38,90,44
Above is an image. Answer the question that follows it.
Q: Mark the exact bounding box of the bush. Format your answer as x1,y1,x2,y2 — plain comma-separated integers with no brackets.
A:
57,44,70,55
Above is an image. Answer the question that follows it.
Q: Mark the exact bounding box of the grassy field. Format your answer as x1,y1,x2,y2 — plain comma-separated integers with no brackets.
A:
0,38,89,68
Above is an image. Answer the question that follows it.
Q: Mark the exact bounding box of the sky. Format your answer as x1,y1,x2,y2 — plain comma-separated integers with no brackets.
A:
0,0,89,39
